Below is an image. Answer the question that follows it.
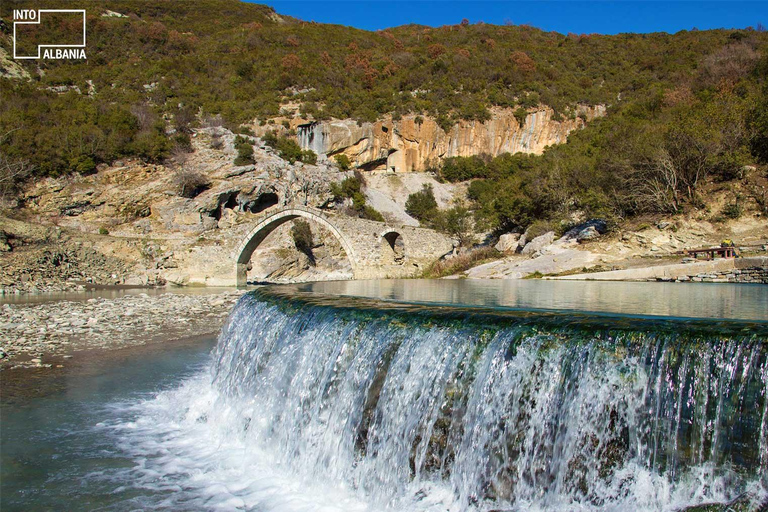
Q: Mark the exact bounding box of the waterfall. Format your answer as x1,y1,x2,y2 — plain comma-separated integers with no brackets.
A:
297,122,326,156
199,292,768,511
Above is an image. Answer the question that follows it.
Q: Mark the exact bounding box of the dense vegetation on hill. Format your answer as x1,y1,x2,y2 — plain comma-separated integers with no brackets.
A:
435,55,768,234
1,0,767,234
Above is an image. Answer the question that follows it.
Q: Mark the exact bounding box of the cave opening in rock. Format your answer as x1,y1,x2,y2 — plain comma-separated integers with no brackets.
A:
246,193,279,214
224,194,238,210
381,231,405,265
207,192,238,221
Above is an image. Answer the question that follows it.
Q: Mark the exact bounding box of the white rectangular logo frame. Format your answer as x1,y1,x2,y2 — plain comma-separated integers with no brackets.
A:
13,9,86,59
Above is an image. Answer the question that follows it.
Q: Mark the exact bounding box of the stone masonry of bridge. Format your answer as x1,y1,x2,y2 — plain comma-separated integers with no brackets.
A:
234,205,454,285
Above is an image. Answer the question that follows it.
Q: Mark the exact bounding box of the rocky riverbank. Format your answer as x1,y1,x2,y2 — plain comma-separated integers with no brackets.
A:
0,289,246,369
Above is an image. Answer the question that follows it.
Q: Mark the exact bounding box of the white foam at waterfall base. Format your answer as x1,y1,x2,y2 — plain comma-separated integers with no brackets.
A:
97,375,373,511
91,297,767,511
97,374,762,512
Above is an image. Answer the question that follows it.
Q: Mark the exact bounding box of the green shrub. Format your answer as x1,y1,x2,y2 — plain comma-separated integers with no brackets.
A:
234,136,255,166
440,156,488,182
492,191,537,233
330,176,363,201
300,150,317,165
514,107,528,126
433,205,475,247
721,201,743,219
261,130,278,148
276,138,303,163
173,133,193,152
70,155,97,175
262,130,308,164
98,227,109,235
334,154,352,171
290,219,314,254
362,205,385,222
131,129,171,163
405,184,438,222
329,174,383,221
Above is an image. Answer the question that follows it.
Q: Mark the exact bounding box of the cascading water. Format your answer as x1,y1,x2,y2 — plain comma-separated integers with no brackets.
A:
297,122,326,156
113,291,768,511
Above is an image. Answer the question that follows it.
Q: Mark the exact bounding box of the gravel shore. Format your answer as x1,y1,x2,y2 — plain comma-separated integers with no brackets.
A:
0,290,247,369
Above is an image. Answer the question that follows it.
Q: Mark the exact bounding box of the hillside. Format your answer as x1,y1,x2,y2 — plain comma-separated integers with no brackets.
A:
1,0,767,286
1,1,766,169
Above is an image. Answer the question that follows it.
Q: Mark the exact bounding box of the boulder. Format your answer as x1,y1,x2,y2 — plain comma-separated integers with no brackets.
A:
561,219,609,241
163,271,190,286
218,208,238,229
521,231,556,255
577,226,600,243
60,200,93,217
515,233,528,253
0,231,10,252
495,233,521,253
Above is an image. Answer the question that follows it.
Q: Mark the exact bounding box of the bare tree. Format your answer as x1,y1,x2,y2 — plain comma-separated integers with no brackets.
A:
1,128,21,144
170,144,190,169
0,154,34,205
700,41,760,88
615,148,681,215
664,129,713,202
173,168,209,199
130,103,156,131
637,150,682,213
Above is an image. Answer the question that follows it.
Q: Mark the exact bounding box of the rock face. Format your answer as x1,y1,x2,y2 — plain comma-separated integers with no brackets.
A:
285,105,606,172
0,38,31,80
577,226,600,243
249,221,353,283
521,231,556,256
495,233,521,253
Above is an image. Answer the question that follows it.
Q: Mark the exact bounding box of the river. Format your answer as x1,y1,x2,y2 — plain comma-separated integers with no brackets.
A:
1,280,767,511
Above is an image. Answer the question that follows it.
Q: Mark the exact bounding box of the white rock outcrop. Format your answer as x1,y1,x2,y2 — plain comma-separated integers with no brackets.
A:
495,233,521,253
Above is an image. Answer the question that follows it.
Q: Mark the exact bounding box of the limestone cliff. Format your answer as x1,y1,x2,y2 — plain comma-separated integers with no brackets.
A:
287,105,606,172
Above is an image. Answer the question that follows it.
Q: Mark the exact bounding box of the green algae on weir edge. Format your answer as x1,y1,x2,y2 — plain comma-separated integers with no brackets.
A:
250,286,768,339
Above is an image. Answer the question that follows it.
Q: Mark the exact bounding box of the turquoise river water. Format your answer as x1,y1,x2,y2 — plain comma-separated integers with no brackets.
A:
1,280,767,511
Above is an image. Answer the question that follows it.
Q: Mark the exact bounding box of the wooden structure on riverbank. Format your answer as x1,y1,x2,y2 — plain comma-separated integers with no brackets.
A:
684,246,738,260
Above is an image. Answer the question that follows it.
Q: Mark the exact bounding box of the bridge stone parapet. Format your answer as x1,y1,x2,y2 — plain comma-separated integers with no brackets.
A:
234,205,454,285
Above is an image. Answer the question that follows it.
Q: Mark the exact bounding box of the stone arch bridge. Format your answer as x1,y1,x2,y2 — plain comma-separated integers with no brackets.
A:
234,205,454,285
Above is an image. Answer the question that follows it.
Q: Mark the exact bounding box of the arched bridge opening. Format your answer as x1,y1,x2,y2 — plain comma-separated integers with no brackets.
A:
381,231,405,265
235,207,358,286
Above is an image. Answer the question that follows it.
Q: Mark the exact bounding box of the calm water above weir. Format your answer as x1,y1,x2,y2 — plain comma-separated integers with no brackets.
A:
2,280,767,511
295,279,768,322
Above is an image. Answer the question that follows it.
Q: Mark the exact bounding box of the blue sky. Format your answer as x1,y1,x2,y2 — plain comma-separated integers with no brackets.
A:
255,1,766,34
